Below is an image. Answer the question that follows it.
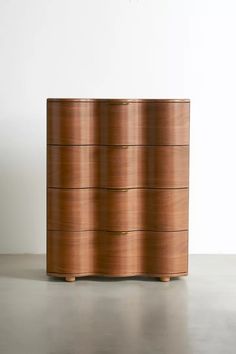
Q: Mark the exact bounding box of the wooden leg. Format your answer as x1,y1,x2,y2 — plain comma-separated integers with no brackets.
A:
65,276,76,282
160,276,170,282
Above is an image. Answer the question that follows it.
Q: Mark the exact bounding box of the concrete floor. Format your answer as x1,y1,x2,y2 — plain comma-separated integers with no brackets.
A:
0,255,236,354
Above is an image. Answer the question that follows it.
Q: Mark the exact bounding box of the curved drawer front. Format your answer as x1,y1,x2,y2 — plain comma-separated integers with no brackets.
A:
99,146,146,188
147,146,189,188
143,231,188,274
100,146,189,188
47,100,189,146
47,145,99,188
146,102,190,145
147,189,188,231
99,189,145,231
99,102,146,145
99,101,189,145
101,189,188,231
47,230,188,276
97,231,143,275
47,188,188,231
47,101,100,145
47,188,97,231
47,145,188,188
47,231,96,274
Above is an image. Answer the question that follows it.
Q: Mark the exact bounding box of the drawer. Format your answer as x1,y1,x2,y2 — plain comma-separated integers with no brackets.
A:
47,188,188,231
47,230,188,276
47,100,100,145
47,145,189,189
47,100,190,146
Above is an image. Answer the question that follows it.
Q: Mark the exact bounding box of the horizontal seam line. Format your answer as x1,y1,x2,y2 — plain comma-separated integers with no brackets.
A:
47,144,189,147
47,187,189,190
47,229,189,233
47,272,188,276
47,100,190,103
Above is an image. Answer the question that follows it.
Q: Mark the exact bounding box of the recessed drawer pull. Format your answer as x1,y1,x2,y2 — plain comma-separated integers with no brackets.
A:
110,189,128,192
111,145,128,149
112,231,128,235
109,102,129,105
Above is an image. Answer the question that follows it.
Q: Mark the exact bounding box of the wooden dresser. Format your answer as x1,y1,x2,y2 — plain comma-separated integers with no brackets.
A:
47,98,190,282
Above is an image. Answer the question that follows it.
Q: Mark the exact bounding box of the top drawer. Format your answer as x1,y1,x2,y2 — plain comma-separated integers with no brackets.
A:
47,100,190,146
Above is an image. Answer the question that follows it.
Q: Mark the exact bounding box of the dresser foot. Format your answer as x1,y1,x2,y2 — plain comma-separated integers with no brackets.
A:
65,276,76,282
160,276,170,282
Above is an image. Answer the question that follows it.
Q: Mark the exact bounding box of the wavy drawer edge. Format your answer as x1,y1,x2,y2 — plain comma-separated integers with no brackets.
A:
47,98,190,103
47,272,188,278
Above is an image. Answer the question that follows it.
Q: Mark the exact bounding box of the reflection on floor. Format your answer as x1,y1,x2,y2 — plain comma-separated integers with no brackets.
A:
0,255,236,354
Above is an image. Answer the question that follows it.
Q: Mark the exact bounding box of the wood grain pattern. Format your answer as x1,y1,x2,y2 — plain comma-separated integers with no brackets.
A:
47,100,190,146
146,102,190,145
47,145,99,188
147,189,189,231
47,188,97,231
47,101,100,145
47,230,188,276
147,146,189,188
47,231,96,275
99,146,146,188
47,145,189,189
98,102,147,145
47,98,190,280
47,188,188,231
98,189,145,231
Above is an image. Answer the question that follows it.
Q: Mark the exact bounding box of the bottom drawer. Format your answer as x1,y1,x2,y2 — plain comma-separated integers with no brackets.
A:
47,230,188,276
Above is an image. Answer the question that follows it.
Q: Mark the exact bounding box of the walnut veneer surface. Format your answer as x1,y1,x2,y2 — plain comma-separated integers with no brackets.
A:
47,99,190,281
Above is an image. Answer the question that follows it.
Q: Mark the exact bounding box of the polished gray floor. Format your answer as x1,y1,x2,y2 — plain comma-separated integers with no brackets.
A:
0,255,236,354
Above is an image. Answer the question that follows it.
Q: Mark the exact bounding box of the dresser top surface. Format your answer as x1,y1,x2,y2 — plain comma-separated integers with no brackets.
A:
47,98,190,103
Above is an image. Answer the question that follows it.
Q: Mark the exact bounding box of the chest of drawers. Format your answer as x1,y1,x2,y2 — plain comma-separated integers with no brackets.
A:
47,99,190,282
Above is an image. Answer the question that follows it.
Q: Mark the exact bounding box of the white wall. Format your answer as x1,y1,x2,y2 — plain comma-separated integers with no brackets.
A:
0,0,235,253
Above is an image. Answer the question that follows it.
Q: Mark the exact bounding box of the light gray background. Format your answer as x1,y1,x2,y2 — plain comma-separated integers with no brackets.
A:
0,0,235,253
